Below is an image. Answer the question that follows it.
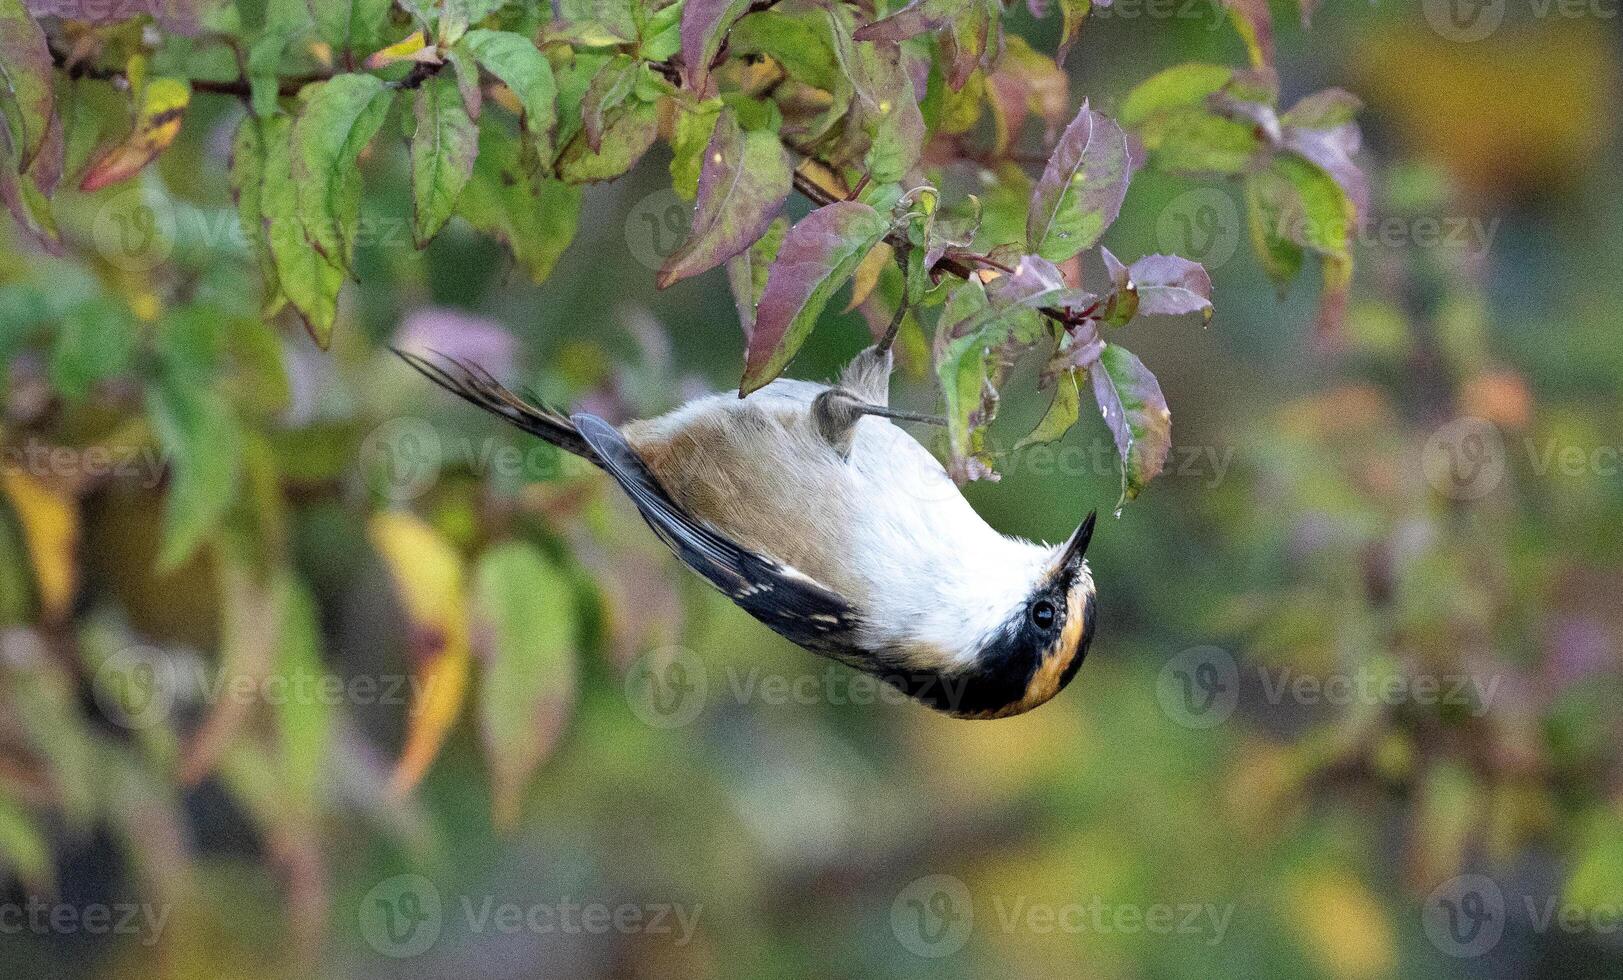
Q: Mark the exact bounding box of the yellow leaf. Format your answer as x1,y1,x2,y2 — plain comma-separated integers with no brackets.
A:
368,511,471,796
363,31,441,70
1285,871,1396,980
844,241,892,313
0,471,79,620
80,78,191,192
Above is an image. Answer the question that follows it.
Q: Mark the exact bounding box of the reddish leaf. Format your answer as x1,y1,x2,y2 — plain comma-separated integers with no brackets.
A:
1224,0,1274,69
1127,254,1213,320
657,109,791,288
1026,101,1130,262
1090,343,1170,507
681,0,754,92
853,0,972,42
742,201,890,393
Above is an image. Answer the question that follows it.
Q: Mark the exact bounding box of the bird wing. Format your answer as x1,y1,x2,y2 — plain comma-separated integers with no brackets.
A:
571,413,867,656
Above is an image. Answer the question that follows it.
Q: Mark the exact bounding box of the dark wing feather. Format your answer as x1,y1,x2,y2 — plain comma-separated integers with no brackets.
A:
393,348,599,463
571,414,866,655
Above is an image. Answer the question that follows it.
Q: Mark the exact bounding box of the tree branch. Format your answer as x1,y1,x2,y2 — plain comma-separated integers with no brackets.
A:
790,168,1091,331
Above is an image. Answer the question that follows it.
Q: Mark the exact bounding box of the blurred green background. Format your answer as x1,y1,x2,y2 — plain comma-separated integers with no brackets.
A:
3,1,1622,978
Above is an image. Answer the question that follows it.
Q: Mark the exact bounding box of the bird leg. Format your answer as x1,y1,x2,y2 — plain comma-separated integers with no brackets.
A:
814,346,946,457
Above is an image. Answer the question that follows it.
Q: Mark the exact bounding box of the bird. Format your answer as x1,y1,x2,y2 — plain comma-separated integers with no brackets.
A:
393,343,1098,719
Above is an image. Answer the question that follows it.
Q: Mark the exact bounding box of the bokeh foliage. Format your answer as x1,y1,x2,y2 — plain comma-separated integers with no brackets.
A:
1,0,1621,977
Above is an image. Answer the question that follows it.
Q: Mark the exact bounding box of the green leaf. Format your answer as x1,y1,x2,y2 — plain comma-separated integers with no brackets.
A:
473,541,577,830
1057,0,1091,64
0,0,54,172
0,793,51,889
1118,63,1236,128
411,73,480,245
668,97,721,201
555,96,658,184
309,0,393,54
726,214,786,339
933,276,1000,482
852,40,924,184
742,200,890,393
259,112,345,345
291,73,393,275
1244,168,1303,290
463,29,559,166
1090,342,1170,508
230,114,283,313
146,371,243,572
580,55,640,154
1265,153,1356,337
657,108,791,288
1016,367,1082,449
457,122,582,284
49,299,134,401
274,575,330,818
1026,102,1130,262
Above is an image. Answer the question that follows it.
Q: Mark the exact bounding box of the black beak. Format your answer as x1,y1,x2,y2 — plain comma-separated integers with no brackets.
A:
1059,509,1097,573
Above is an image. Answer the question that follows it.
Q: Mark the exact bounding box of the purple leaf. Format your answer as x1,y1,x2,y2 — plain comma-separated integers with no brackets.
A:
2,0,53,171
1284,125,1368,221
1091,343,1170,507
658,110,791,288
1281,88,1363,131
680,0,754,93
1128,254,1213,320
742,201,891,394
853,0,971,42
1026,101,1131,262
583,57,638,154
1223,0,1274,69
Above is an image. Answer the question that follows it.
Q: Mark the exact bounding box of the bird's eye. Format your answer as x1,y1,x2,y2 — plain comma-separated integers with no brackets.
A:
1029,599,1057,631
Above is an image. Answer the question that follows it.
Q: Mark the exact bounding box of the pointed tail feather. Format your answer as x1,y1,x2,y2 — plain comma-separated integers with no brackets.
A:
391,348,601,466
